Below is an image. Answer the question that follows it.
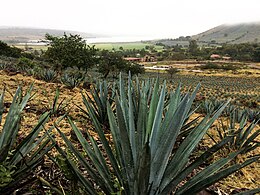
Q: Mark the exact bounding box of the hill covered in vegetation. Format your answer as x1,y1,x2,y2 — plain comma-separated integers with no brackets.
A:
154,22,260,47
192,22,260,44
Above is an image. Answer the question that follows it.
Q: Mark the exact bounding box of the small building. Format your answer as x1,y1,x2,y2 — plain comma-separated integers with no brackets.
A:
124,55,157,62
210,54,221,59
143,55,157,62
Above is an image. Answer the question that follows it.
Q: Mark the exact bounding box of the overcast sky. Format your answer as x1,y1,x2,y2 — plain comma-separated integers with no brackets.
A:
1,0,260,39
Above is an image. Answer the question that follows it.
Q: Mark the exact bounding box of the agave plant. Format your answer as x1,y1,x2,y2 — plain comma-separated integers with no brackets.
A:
61,72,84,89
39,68,57,82
0,86,55,194
0,63,8,70
245,108,260,123
208,111,260,154
80,80,116,131
199,99,225,115
43,88,71,117
53,74,259,194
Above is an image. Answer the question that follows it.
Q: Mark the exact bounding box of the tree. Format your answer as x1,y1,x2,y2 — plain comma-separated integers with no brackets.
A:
0,40,22,58
253,46,260,62
126,62,145,76
188,39,198,56
97,50,128,78
167,66,179,78
44,33,97,70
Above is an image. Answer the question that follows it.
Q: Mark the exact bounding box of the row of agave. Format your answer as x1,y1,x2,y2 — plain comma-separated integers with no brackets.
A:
161,73,260,109
0,57,86,89
36,68,87,89
197,99,260,123
0,73,259,194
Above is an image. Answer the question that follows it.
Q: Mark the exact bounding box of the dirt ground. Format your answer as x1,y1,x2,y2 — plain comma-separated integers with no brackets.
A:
0,70,259,194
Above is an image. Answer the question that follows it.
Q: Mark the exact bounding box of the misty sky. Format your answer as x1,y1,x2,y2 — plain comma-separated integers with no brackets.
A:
1,0,260,39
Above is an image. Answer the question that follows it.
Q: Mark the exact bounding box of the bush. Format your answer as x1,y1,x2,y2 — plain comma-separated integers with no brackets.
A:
200,63,221,70
16,57,35,72
200,63,238,71
126,63,145,76
0,41,22,58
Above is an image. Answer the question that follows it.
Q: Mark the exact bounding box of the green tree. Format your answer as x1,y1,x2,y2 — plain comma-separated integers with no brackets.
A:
98,50,128,78
253,46,260,62
126,62,145,76
0,41,22,58
167,66,179,78
44,33,97,70
188,39,198,56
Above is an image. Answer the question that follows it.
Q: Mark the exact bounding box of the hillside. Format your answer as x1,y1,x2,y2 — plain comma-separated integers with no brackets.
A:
154,22,260,46
0,27,101,43
192,22,260,44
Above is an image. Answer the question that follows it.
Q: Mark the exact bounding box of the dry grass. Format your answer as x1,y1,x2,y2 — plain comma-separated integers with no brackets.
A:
203,118,260,193
0,70,259,193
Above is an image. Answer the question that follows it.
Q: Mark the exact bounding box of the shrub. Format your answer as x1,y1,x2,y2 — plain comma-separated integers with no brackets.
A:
16,57,35,72
0,41,22,58
200,63,238,71
167,66,179,78
200,63,221,70
126,63,145,76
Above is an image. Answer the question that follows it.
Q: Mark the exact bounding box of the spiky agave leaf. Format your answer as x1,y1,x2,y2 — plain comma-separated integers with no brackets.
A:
0,85,56,193
81,80,115,131
58,74,259,195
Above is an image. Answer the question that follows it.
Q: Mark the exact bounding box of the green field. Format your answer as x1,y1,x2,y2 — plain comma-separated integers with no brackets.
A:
90,42,164,51
15,44,49,51
14,42,164,51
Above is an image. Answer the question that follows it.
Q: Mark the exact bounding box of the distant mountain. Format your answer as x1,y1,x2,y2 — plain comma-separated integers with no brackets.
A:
192,22,260,44
0,27,102,43
153,22,260,47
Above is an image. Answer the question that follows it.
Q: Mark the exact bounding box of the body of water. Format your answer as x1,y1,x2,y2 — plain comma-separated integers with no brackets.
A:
85,36,160,43
17,36,162,45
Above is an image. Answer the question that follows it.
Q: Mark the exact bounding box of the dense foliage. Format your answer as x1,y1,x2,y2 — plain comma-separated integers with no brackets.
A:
0,41,22,58
44,34,97,70
97,50,128,78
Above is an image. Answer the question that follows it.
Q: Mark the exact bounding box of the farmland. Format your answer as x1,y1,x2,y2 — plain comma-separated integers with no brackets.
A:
91,42,163,50
14,41,164,51
0,60,259,194
0,34,260,194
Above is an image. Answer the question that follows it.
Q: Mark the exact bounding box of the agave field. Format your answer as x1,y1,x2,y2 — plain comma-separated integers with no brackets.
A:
0,61,260,194
145,72,260,108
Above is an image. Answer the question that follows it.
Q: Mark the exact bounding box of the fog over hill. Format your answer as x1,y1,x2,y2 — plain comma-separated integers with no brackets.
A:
152,22,260,47
1,22,260,45
0,27,103,43
192,22,260,44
